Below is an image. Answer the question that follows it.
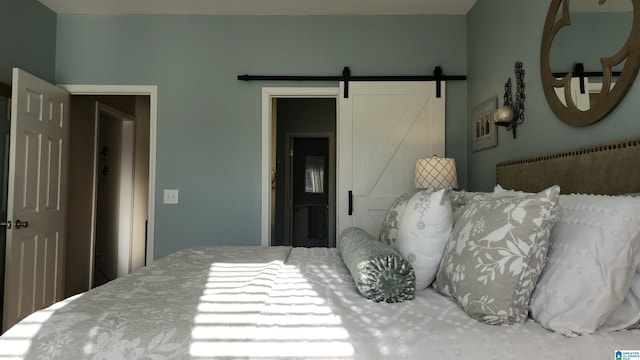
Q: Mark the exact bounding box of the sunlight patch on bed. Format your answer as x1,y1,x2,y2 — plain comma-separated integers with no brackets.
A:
190,261,355,359
0,294,82,358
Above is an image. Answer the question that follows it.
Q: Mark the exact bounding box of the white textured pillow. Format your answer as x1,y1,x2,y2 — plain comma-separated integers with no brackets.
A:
529,194,640,336
396,188,453,290
602,266,640,331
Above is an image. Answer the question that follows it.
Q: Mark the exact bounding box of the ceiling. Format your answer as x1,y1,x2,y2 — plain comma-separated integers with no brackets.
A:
37,0,633,16
38,0,478,15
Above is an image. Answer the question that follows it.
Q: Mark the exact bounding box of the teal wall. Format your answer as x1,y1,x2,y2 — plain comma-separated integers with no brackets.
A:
0,0,56,84
466,0,640,191
551,12,632,73
54,15,468,258
6,0,640,259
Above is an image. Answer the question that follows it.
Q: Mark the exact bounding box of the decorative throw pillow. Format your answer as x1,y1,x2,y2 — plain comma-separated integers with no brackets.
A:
379,193,412,246
628,317,640,330
450,190,493,226
606,267,640,331
493,184,530,197
449,190,492,212
529,194,640,336
338,227,416,303
433,185,560,325
396,188,453,290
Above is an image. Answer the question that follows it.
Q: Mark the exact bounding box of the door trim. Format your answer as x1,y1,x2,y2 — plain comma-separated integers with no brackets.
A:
261,87,339,246
59,84,158,264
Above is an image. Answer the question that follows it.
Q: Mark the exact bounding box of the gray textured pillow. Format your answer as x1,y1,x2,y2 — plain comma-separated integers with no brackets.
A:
433,186,560,325
449,190,492,213
339,227,416,303
379,193,412,246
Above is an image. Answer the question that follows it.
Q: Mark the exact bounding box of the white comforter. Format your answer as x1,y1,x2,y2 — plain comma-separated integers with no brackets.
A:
1,246,638,359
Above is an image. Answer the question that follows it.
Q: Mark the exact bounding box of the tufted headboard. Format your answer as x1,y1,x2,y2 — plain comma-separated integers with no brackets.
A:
496,137,640,195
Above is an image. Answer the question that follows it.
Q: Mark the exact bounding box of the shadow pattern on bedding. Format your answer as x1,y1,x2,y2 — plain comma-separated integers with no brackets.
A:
0,246,639,359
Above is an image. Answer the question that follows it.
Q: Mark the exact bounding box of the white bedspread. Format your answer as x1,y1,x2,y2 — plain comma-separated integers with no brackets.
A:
1,246,638,359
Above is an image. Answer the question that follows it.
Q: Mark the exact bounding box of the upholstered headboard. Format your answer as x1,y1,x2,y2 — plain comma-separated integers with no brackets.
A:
496,137,640,195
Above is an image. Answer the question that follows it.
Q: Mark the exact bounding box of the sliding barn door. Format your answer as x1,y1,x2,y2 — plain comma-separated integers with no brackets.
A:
3,68,70,332
337,81,445,238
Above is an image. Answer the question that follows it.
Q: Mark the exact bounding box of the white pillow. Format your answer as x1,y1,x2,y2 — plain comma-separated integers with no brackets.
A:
396,188,453,290
601,265,640,331
528,194,640,336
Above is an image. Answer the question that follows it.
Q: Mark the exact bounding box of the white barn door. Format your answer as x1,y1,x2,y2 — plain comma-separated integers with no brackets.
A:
337,81,445,238
3,68,70,332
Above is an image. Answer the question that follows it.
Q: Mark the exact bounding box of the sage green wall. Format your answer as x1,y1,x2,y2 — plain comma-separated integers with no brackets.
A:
466,0,640,191
0,0,56,84
54,15,468,259
551,12,632,73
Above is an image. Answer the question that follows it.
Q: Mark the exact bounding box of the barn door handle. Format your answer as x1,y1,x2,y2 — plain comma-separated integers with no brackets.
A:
348,191,353,216
15,220,29,229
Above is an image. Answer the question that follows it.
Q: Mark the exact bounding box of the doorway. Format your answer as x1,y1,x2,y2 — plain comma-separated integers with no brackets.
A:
0,78,157,331
0,84,10,329
92,103,136,287
62,85,157,297
262,83,446,246
271,97,337,247
285,135,335,247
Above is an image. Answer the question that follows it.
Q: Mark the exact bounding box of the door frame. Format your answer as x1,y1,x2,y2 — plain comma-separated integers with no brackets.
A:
60,85,157,265
284,132,336,247
261,87,339,246
0,86,10,331
93,102,136,283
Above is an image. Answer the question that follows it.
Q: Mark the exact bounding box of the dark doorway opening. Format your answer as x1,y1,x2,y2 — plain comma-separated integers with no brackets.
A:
272,98,336,247
291,137,330,247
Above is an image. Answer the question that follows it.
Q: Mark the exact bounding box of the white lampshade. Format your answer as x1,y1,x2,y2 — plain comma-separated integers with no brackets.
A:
414,156,458,190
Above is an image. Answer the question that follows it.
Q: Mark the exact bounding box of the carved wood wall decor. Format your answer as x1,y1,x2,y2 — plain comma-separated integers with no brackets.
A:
540,0,640,126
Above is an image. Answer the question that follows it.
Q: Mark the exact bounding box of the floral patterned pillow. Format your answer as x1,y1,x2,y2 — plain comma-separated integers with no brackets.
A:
433,185,560,325
449,190,492,213
379,193,412,246
396,189,453,290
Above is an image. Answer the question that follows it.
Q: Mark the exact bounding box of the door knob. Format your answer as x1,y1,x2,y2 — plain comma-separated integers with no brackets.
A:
15,220,28,229
0,221,11,229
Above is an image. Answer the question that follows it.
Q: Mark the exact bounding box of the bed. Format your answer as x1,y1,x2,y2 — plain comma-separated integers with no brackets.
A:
2,137,640,359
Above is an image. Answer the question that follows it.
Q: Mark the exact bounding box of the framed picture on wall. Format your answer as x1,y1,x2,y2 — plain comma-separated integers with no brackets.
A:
471,96,498,152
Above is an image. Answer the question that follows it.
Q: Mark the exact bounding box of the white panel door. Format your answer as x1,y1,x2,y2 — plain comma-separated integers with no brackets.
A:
2,68,70,332
337,81,445,238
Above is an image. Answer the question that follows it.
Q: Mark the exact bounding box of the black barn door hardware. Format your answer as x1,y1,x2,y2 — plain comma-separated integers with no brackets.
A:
238,66,466,98
552,62,622,94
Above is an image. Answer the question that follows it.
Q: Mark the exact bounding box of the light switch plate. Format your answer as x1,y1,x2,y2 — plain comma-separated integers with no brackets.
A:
163,189,179,204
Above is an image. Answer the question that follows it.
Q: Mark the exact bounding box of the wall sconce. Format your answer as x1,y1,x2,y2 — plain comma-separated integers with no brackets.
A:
494,61,525,138
414,155,458,190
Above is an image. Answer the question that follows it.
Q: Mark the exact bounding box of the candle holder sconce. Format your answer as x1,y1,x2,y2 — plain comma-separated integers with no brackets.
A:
494,61,525,139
